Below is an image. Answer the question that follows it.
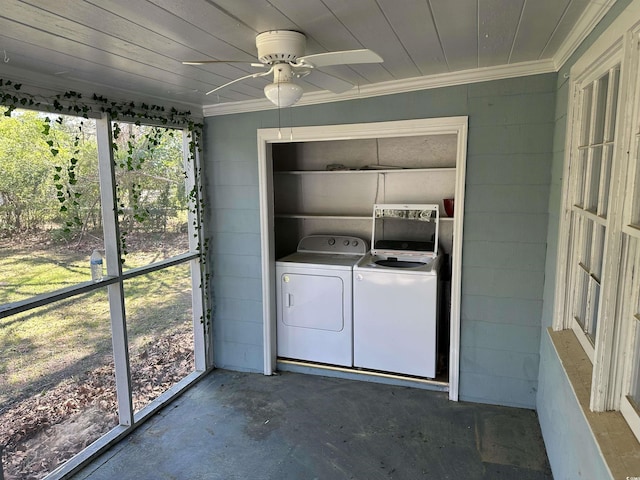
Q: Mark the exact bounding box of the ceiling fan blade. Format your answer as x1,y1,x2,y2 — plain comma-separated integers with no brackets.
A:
206,68,273,95
183,60,266,68
295,49,383,68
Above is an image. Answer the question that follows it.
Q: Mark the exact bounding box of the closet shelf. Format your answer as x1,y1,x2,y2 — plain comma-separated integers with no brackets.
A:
275,214,371,220
273,167,456,175
276,213,454,221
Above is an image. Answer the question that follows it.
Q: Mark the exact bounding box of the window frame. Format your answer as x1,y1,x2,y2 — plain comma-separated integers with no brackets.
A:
616,30,640,436
554,13,640,440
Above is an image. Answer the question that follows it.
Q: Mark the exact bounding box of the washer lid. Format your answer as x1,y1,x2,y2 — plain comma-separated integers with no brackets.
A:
370,204,439,257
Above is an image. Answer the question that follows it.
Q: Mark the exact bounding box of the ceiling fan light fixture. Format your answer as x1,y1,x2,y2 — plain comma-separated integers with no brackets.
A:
264,81,303,107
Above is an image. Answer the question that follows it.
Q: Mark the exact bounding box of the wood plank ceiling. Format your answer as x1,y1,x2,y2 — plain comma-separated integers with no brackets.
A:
0,0,611,114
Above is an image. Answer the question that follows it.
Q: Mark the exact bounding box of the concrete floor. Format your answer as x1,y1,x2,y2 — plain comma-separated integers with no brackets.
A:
71,369,553,480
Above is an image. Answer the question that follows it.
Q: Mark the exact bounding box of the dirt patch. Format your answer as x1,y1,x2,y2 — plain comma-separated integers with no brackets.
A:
0,329,194,480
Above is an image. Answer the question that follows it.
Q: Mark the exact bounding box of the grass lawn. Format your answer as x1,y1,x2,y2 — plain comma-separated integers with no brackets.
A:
0,237,194,407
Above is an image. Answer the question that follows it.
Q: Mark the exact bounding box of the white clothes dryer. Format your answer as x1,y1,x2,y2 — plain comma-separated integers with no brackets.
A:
276,235,367,367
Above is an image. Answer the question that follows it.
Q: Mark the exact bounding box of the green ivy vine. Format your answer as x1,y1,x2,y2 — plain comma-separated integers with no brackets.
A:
0,79,211,331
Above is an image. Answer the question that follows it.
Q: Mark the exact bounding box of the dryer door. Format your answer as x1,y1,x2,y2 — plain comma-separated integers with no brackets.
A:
280,273,344,331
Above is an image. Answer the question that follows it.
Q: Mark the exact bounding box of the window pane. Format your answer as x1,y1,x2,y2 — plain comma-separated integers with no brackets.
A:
586,280,600,344
592,223,606,281
0,289,118,479
605,67,620,143
0,110,103,303
632,135,640,227
578,217,594,270
630,320,640,406
587,146,602,213
111,122,190,269
593,74,609,145
574,148,588,207
574,268,590,331
626,237,640,405
600,144,614,217
123,263,195,413
580,85,593,147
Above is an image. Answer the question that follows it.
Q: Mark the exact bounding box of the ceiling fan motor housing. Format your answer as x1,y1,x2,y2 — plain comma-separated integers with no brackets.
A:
256,30,306,64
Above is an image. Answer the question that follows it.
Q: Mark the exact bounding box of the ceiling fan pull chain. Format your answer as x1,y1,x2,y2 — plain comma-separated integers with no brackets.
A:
277,87,282,140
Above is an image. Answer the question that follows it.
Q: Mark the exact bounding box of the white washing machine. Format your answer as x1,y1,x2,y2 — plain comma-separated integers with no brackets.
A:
276,235,367,367
353,204,440,378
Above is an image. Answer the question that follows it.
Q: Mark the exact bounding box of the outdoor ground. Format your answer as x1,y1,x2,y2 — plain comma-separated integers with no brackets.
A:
0,231,196,479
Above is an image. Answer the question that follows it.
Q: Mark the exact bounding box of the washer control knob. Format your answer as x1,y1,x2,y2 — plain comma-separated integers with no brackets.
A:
352,240,359,247
343,239,350,246
328,238,335,245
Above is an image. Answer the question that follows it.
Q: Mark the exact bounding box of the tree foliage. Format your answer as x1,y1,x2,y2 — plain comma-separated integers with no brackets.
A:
113,122,186,238
0,108,188,243
0,108,59,234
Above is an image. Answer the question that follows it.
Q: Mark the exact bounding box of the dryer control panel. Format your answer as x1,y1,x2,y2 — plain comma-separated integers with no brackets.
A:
296,235,367,255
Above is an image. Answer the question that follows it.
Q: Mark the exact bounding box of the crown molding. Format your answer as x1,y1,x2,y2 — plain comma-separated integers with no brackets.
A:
552,0,618,69
202,58,556,117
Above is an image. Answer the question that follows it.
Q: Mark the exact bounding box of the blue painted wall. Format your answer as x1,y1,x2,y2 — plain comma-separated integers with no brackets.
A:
204,73,556,408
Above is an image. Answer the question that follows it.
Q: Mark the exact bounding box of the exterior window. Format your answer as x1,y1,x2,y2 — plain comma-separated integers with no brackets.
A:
557,25,640,440
564,66,619,353
620,64,640,438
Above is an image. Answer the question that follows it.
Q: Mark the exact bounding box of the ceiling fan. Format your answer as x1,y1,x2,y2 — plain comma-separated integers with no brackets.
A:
183,30,383,107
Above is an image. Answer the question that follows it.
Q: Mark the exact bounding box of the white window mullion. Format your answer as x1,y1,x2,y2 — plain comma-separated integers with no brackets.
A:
96,114,134,426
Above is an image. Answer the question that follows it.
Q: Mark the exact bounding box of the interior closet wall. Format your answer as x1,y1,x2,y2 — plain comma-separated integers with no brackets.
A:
272,135,457,259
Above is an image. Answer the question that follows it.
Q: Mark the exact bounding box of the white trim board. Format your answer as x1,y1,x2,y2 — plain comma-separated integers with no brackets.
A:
257,117,468,402
204,60,555,117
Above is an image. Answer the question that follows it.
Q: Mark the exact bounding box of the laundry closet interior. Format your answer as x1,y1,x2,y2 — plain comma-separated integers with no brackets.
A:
259,118,467,397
